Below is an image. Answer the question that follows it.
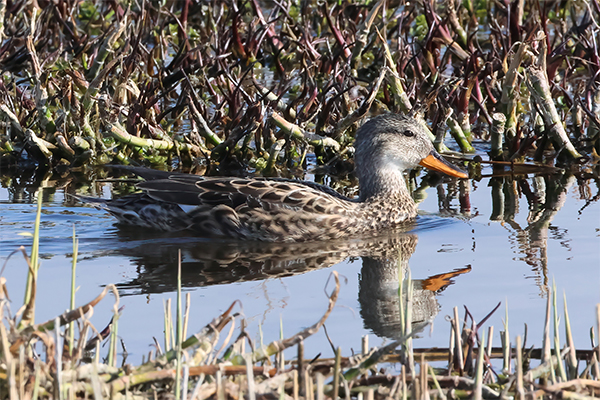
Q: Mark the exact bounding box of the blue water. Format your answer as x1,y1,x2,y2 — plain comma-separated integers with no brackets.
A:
0,166,598,364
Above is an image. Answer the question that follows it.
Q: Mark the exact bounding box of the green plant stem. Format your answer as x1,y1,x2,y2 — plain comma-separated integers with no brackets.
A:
176,251,183,400
106,122,202,153
271,112,340,151
491,113,507,160
473,331,485,400
69,226,78,355
501,42,528,140
526,34,581,159
23,193,43,324
447,117,475,153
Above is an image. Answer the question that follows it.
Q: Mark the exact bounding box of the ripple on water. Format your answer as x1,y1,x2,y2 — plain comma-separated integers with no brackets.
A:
412,214,461,233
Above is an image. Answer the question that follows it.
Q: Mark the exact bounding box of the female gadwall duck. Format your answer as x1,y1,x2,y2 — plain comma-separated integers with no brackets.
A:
85,113,468,242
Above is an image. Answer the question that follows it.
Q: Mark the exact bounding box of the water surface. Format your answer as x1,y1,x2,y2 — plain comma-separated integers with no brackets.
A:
0,165,598,364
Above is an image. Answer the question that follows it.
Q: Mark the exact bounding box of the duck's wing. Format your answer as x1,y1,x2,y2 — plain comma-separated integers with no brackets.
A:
88,167,361,240
110,166,354,211
137,176,357,214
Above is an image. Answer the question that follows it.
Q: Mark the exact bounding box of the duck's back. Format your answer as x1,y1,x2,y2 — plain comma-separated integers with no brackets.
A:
95,175,370,242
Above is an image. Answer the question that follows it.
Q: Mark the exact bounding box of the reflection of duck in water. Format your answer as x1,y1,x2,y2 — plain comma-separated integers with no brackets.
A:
108,231,470,342
81,114,467,242
359,234,471,339
104,231,470,343
108,230,419,294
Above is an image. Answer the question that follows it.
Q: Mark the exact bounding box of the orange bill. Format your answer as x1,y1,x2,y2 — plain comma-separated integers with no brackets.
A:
418,151,468,179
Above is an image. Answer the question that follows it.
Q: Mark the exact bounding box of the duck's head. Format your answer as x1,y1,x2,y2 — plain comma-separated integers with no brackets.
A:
355,113,468,201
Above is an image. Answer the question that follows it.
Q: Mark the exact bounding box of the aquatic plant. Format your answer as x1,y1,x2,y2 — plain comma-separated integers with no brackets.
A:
0,0,598,175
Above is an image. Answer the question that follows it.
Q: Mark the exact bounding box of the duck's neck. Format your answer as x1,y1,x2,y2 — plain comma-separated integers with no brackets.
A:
358,165,414,205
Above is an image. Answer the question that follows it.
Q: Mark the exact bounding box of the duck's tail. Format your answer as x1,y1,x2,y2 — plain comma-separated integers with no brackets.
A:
75,192,192,231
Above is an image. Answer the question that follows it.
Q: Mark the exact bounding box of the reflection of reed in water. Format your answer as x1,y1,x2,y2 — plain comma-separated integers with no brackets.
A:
412,172,473,218
489,173,575,296
359,234,470,340
426,166,595,297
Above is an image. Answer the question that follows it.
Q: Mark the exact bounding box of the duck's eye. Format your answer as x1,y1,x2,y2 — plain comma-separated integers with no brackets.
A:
402,130,414,137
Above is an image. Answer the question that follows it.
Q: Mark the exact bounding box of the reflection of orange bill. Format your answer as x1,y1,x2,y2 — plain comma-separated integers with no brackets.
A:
422,266,472,292
419,151,468,179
